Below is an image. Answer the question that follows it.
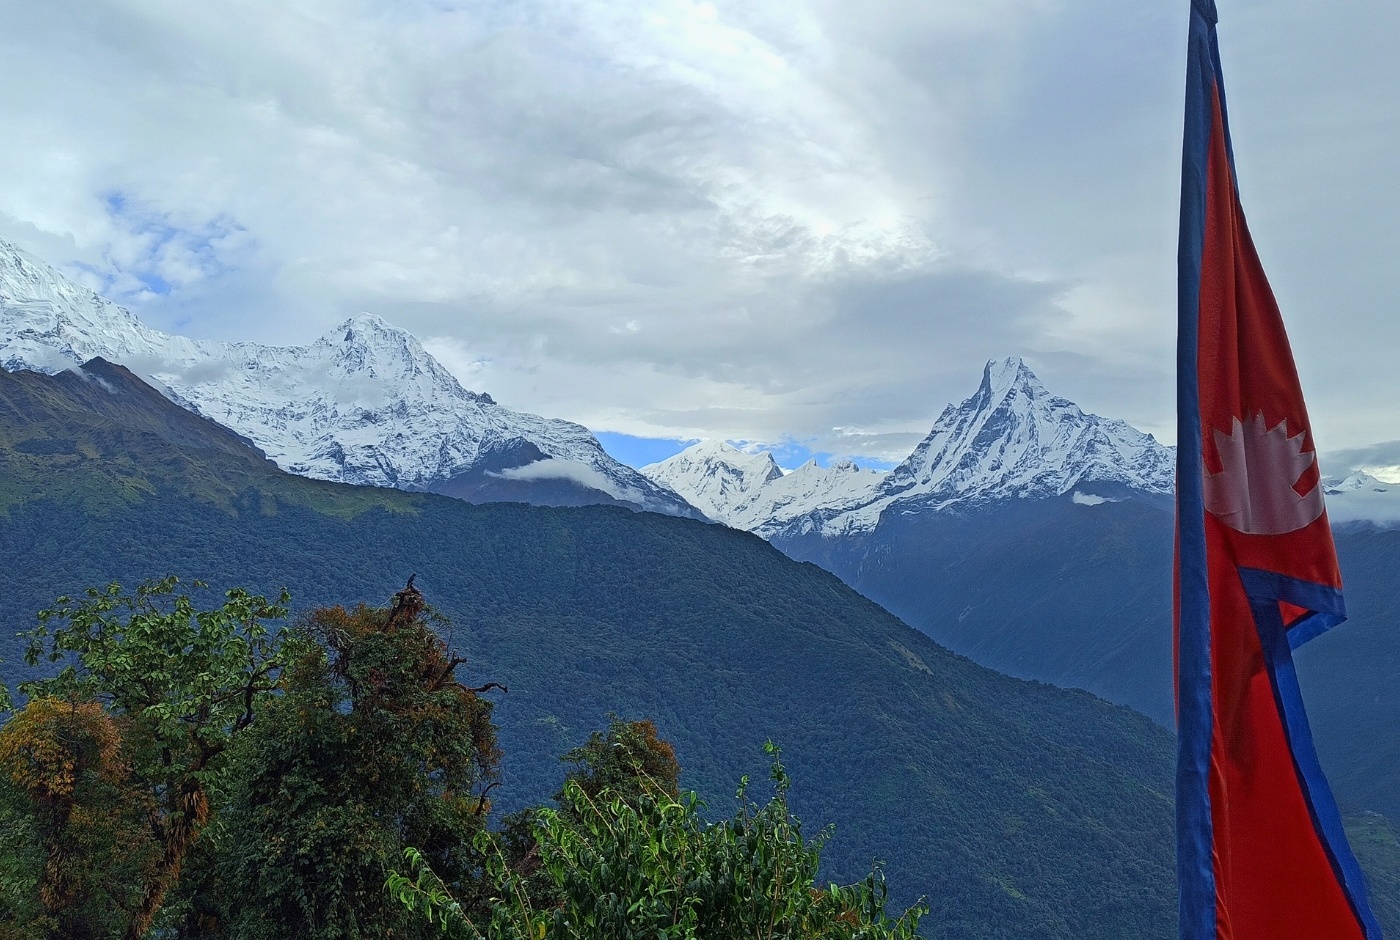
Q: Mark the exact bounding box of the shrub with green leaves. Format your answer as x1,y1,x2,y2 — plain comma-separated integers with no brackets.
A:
390,743,927,940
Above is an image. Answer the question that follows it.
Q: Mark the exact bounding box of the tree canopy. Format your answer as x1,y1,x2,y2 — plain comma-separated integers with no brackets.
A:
1,578,924,939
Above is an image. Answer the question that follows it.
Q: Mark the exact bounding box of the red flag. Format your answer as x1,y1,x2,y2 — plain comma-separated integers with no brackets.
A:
1176,1,1382,938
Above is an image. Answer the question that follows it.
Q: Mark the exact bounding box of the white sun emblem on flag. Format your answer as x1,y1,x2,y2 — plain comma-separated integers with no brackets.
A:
1203,413,1326,535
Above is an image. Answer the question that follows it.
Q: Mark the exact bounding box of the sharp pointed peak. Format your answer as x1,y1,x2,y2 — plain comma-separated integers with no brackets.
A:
318,314,434,362
979,356,1044,398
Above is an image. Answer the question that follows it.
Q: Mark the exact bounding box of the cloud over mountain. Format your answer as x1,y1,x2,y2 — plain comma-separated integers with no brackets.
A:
0,1,1397,460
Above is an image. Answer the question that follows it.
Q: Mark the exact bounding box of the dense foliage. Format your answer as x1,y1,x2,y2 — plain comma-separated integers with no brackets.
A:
0,492,1181,938
200,582,503,939
7,578,287,939
0,696,145,939
557,717,681,807
391,743,924,940
0,581,924,940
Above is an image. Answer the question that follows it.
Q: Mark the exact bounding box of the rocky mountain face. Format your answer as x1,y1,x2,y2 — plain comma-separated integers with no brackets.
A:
0,239,698,516
645,357,1176,540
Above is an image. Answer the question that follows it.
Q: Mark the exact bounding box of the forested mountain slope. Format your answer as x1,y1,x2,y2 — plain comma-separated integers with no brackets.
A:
1,360,1396,938
0,360,1189,939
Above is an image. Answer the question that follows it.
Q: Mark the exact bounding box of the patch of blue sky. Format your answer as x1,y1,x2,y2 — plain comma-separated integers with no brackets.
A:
595,432,697,469
89,190,248,303
597,431,896,473
745,439,897,473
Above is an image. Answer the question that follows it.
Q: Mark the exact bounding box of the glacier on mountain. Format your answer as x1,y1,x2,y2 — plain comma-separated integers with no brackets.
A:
642,441,885,538
645,357,1176,539
0,238,696,516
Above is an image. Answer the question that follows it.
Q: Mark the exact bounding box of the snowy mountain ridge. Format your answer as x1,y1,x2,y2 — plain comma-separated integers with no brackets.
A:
871,356,1174,506
644,358,1177,538
1322,470,1400,526
642,441,886,538
0,238,696,515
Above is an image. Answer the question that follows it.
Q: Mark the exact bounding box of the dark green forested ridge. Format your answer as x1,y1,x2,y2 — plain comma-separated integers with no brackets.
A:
770,459,1400,834
0,360,1392,938
1346,813,1400,935
0,493,1180,938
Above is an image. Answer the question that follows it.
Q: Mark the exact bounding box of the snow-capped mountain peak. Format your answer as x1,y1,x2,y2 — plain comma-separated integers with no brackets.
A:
0,238,694,515
643,358,1176,540
879,356,1173,510
641,440,784,524
983,355,1045,402
318,314,485,396
1325,470,1390,494
1323,471,1400,526
641,441,885,536
0,239,172,373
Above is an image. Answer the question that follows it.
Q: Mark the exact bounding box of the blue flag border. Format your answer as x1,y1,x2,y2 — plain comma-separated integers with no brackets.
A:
1240,569,1382,939
1175,1,1222,936
1178,2,1385,937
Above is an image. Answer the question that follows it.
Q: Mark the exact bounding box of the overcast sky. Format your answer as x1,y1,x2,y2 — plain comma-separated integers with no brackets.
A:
1,0,1397,472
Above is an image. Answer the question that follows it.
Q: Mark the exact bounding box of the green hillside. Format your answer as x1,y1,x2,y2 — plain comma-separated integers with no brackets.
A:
0,360,1382,938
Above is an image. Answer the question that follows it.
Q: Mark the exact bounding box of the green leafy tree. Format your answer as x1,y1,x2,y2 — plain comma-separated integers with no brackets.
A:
390,742,927,940
11,577,287,940
494,715,685,912
558,716,681,808
212,579,502,940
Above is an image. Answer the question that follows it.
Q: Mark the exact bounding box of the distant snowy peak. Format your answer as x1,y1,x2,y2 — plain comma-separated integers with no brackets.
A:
641,441,884,535
0,238,696,516
737,457,885,538
648,358,1177,540
641,440,784,524
1325,470,1391,494
879,356,1174,510
1323,471,1400,526
806,356,1174,534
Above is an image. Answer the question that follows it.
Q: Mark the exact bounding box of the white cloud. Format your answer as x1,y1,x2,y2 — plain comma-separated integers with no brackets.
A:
1,0,1398,460
493,458,644,503
1361,466,1400,486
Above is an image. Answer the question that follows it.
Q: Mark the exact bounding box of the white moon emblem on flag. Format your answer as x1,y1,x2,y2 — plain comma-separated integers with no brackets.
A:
1203,413,1326,535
